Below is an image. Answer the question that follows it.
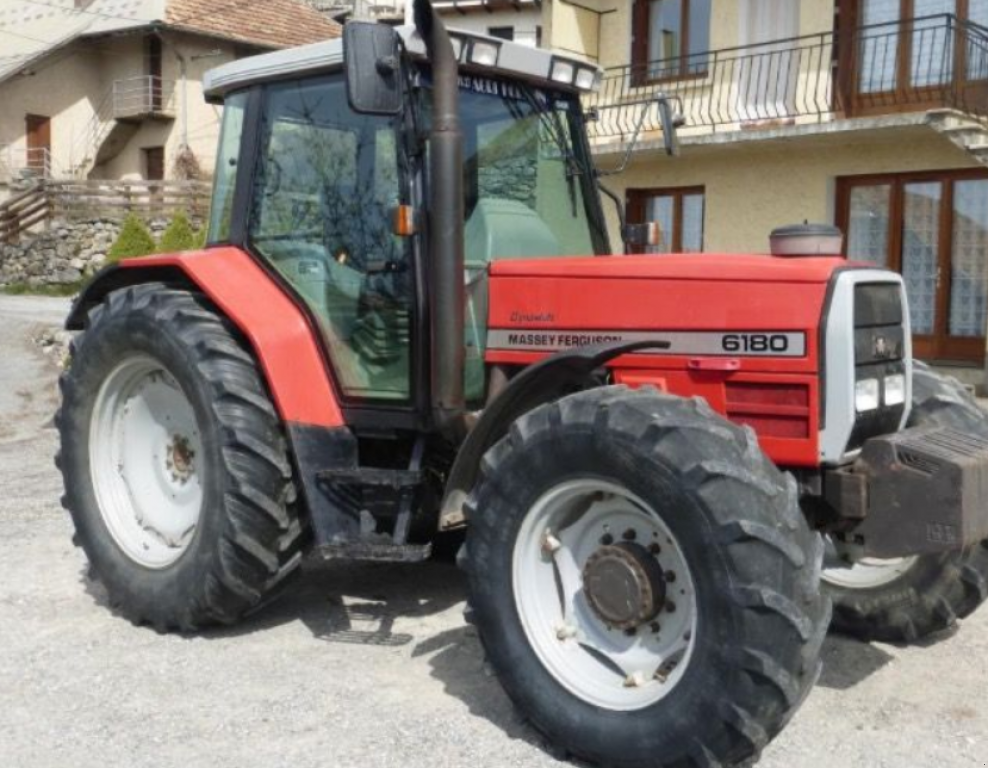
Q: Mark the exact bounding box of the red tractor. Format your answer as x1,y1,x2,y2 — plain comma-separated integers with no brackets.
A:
57,3,988,766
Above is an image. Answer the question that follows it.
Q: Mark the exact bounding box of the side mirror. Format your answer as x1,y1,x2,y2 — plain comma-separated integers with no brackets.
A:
344,22,403,115
623,222,663,252
656,95,684,157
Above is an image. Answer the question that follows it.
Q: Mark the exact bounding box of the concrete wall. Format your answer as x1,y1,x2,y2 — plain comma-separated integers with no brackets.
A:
602,128,981,253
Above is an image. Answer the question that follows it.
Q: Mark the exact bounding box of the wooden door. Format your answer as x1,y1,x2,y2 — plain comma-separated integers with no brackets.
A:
838,170,988,363
144,146,164,180
25,114,50,175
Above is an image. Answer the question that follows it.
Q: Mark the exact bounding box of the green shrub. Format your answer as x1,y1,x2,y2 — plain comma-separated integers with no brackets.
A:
193,226,208,250
107,214,156,262
157,212,198,253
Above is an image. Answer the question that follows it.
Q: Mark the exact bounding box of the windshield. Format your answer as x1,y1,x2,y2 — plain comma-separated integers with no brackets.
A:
419,73,605,268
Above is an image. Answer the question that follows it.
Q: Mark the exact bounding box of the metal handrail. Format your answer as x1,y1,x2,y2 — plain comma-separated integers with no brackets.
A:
112,75,176,119
585,14,988,141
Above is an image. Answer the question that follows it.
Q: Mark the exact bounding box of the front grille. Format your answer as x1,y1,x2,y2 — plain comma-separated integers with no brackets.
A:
847,283,906,452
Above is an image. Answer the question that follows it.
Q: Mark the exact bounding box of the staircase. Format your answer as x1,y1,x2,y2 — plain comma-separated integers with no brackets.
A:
69,76,175,179
927,109,988,168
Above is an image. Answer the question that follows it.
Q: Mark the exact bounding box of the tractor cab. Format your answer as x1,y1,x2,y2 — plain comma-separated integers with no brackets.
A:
202,24,611,413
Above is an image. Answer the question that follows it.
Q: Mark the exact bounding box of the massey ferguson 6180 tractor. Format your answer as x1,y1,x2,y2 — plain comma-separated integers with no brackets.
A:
58,2,988,766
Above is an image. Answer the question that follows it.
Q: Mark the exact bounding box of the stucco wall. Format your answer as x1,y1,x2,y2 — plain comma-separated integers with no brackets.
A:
601,129,981,254
0,29,239,196
0,48,104,182
445,8,542,47
546,0,837,67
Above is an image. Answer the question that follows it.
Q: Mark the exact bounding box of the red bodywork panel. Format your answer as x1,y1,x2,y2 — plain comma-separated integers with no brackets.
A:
487,254,848,467
120,248,344,428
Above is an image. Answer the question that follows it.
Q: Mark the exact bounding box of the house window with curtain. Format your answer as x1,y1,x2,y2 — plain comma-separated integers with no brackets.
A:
626,187,705,253
632,0,712,83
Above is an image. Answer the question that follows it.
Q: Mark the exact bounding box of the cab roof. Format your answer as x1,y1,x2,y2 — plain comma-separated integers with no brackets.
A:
203,24,602,103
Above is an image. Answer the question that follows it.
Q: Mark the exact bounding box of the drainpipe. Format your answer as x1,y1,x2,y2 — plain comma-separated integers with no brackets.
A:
414,0,466,438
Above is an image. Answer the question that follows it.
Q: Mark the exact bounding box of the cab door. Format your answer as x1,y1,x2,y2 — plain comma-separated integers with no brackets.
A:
248,73,415,404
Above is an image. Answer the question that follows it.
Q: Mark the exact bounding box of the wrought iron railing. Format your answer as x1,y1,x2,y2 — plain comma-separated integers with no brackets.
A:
584,14,988,142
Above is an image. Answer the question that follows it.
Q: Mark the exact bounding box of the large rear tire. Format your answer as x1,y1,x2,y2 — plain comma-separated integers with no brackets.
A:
823,362,988,642
57,284,304,631
465,387,829,768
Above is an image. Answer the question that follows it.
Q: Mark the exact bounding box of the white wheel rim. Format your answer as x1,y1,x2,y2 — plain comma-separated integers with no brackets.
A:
89,355,203,569
512,479,698,711
822,538,918,589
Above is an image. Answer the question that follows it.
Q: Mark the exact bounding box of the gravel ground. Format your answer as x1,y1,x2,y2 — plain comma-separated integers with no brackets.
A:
1,294,986,768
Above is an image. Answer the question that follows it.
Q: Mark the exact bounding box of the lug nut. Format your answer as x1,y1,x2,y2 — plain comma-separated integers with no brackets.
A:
623,671,647,688
541,531,561,555
665,601,676,614
622,528,637,541
600,533,614,545
556,624,577,641
650,621,661,633
664,570,676,583
648,542,661,555
624,627,637,637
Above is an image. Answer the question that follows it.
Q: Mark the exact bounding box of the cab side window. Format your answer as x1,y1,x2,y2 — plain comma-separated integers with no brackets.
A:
249,75,411,402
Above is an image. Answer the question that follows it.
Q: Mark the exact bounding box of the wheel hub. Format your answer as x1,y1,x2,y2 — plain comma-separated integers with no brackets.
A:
582,542,667,631
166,434,196,484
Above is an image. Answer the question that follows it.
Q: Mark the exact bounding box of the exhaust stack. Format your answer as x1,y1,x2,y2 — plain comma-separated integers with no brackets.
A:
414,0,466,438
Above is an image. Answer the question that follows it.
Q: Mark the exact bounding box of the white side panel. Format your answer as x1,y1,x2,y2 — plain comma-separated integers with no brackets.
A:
819,269,912,464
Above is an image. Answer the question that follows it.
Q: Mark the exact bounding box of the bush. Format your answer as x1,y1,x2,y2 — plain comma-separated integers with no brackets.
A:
107,214,156,262
157,213,198,253
193,226,209,250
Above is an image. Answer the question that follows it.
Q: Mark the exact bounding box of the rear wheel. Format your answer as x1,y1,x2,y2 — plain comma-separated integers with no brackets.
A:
57,284,304,631
465,387,829,768
823,362,988,642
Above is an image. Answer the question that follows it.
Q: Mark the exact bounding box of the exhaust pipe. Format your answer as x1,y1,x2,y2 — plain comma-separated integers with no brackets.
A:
414,0,466,438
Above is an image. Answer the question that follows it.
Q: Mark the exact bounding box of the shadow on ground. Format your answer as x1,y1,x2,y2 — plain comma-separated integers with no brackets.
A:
82,555,942,754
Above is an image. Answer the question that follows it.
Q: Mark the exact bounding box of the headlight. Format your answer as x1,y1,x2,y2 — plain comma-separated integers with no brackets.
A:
550,59,575,84
884,373,906,406
855,378,880,412
470,40,500,67
574,66,598,90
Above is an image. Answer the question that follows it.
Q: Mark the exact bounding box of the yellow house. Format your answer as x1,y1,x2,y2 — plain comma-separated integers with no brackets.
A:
536,0,988,382
0,0,339,194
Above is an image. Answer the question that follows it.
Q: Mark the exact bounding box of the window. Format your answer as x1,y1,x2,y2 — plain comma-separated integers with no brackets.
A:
838,170,988,362
207,91,247,244
249,75,412,402
632,0,712,83
626,187,705,253
488,26,514,41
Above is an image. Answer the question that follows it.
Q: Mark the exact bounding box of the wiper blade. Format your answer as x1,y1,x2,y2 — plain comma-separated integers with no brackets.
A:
516,84,581,215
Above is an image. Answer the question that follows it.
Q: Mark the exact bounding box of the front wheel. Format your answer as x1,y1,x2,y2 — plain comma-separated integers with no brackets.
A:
823,362,988,642
465,387,829,768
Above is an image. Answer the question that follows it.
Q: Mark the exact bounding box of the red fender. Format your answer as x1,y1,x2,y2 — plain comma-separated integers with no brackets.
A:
74,247,344,428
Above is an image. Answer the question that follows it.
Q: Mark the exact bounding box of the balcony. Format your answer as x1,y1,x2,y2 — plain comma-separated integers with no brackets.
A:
112,76,176,121
584,14,988,145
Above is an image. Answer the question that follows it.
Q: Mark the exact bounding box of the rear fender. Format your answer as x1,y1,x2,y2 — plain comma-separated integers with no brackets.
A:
439,340,669,530
67,249,344,428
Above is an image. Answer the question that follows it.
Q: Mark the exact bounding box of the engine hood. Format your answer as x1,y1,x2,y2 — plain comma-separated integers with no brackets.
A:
490,253,854,284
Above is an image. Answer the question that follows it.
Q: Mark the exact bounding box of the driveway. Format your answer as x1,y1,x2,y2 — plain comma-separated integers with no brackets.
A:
0,295,985,768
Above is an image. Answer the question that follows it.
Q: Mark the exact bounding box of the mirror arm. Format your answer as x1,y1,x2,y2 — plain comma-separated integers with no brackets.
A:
596,92,682,178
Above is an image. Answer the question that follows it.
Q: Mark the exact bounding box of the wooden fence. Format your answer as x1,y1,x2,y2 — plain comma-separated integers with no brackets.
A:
0,179,211,245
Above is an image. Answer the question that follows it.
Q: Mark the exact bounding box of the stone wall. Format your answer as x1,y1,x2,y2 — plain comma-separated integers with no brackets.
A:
0,217,198,287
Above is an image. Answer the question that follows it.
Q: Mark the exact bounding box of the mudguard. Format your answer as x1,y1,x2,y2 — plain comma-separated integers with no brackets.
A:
66,248,344,428
438,339,670,530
